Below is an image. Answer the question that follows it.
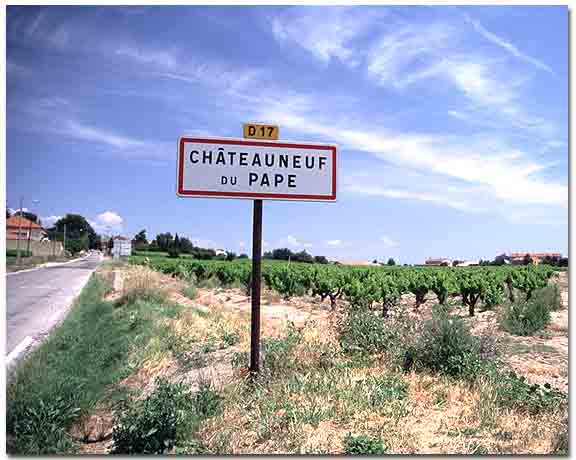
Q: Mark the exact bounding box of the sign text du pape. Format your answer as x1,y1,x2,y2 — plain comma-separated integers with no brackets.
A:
177,137,337,201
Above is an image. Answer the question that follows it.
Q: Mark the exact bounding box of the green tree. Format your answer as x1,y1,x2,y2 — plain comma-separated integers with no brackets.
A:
226,252,237,261
49,214,98,253
179,237,194,254
155,233,173,252
314,255,329,264
14,210,40,225
523,254,533,266
132,230,148,251
387,258,396,266
238,254,249,259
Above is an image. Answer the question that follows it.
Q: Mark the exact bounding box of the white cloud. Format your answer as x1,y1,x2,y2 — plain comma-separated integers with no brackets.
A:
271,7,384,66
462,12,554,74
326,239,343,247
343,184,474,212
116,46,178,70
90,211,123,233
61,119,146,150
380,235,398,248
97,211,123,227
277,234,312,250
261,109,567,209
41,215,62,227
367,22,455,89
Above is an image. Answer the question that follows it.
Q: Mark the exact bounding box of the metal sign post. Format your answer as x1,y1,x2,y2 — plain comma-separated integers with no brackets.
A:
249,199,263,378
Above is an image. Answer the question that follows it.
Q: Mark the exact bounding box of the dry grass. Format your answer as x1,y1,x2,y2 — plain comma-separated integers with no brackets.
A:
75,265,568,455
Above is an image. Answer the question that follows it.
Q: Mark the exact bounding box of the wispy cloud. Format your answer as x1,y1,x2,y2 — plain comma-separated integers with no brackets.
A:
271,6,384,66
343,184,474,212
367,22,455,89
261,109,566,210
462,12,554,74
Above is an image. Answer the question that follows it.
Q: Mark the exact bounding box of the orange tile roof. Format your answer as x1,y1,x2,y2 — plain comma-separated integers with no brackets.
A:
6,215,44,230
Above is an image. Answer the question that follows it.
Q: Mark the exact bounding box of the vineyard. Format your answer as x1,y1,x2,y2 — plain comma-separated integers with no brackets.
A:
129,256,556,316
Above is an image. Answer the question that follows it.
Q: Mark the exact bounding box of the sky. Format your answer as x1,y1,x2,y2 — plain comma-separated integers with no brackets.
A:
6,5,568,263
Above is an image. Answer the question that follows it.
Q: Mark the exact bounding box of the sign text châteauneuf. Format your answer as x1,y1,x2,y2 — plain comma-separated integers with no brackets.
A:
177,137,337,201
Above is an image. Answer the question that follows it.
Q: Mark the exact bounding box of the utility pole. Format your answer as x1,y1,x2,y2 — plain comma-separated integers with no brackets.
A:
63,223,67,255
16,196,23,267
26,199,40,257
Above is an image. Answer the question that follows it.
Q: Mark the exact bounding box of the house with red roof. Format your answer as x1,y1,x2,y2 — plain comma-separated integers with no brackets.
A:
6,215,47,242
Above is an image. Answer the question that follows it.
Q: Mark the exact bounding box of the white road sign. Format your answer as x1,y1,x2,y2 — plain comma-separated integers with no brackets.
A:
176,137,337,201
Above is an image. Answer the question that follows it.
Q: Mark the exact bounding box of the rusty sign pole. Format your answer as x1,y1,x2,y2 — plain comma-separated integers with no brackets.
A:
249,199,263,378
245,125,264,379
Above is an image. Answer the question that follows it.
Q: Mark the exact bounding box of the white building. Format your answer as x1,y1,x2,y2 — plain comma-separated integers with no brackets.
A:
112,236,132,259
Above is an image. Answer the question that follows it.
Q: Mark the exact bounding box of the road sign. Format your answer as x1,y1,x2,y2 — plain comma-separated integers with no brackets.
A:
243,122,279,140
177,137,337,201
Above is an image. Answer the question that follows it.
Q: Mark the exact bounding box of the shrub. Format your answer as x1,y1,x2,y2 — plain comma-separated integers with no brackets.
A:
112,378,193,454
261,323,303,378
532,284,561,312
6,249,32,258
112,379,221,454
493,371,567,415
343,433,387,454
338,309,415,357
167,247,180,259
407,307,484,377
182,284,197,300
115,287,167,308
499,295,551,336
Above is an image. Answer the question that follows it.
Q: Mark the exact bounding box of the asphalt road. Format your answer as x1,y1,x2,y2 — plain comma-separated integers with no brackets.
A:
6,253,102,358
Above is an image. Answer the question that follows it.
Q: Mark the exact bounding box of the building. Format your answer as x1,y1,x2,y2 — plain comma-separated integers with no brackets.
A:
425,258,451,266
6,215,46,241
112,236,132,259
510,252,562,265
214,248,227,256
456,260,480,267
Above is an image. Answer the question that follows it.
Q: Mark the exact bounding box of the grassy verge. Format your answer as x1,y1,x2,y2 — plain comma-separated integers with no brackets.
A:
5,274,181,454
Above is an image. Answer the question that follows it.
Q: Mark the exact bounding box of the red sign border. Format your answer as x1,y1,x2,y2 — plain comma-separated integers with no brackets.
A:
177,137,337,201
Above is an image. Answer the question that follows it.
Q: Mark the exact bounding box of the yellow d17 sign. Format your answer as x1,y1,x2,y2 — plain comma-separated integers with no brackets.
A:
243,122,279,140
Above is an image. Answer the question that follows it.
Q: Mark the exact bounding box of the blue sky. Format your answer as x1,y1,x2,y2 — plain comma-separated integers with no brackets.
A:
6,5,568,263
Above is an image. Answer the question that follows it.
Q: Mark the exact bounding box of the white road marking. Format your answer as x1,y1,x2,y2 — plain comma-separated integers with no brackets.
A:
48,309,63,323
6,336,34,366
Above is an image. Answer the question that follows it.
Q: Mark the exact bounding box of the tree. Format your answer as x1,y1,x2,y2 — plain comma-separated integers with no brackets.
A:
49,214,98,253
14,210,40,225
239,253,249,259
492,254,508,266
522,254,533,266
372,259,378,264
132,229,148,251
155,233,173,252
387,258,396,266
314,255,329,264
6,208,11,219
179,237,194,254
226,252,237,261
452,260,463,267
293,250,314,263
173,233,181,250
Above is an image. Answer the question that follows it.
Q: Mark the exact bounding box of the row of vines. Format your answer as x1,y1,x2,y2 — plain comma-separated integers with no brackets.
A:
130,256,555,317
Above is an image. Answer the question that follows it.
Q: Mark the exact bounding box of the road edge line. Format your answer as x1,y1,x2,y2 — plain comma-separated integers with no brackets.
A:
5,336,35,367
